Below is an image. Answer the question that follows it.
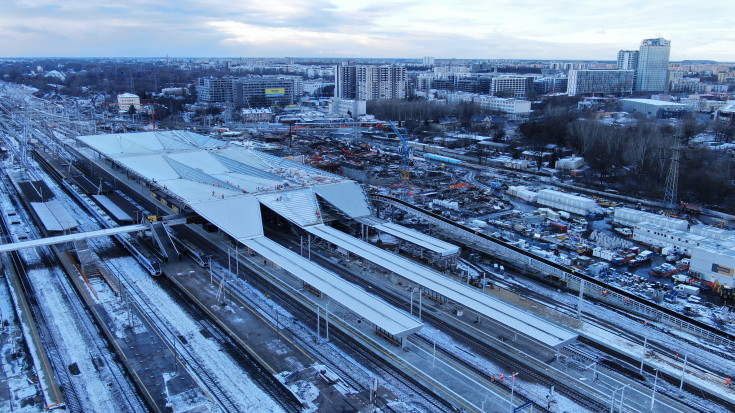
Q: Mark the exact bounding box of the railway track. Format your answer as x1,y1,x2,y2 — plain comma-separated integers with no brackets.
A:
214,251,452,412
0,175,145,412
98,249,244,413
153,274,303,413
493,267,735,411
0,209,83,412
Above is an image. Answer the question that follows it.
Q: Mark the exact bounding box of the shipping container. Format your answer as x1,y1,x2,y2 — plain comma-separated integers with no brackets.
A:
674,284,700,296
537,189,596,216
614,208,688,231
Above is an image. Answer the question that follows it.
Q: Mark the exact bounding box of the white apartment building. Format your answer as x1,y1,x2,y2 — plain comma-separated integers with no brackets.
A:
335,65,406,101
445,92,531,115
329,98,367,119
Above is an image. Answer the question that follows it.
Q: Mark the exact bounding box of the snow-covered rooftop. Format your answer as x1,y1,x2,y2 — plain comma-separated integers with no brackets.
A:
74,131,370,233
621,98,689,107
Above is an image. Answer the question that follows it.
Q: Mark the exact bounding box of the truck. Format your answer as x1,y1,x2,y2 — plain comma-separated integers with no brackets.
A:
470,219,488,229
674,284,700,296
672,273,691,284
637,250,654,262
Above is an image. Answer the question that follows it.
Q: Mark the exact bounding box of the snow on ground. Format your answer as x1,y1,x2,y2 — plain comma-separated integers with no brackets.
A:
0,273,44,412
103,254,285,413
415,325,590,413
24,264,118,411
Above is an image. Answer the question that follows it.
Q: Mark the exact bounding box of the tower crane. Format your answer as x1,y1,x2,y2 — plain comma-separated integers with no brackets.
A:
388,120,412,183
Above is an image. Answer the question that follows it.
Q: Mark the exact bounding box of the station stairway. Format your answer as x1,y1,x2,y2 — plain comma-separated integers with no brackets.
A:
73,239,100,278
150,221,180,262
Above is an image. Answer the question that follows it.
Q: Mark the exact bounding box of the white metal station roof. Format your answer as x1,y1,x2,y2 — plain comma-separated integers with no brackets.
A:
189,196,264,241
305,225,577,348
75,132,365,228
313,182,371,218
92,195,132,221
370,221,460,257
243,237,423,338
30,200,78,232
256,189,322,227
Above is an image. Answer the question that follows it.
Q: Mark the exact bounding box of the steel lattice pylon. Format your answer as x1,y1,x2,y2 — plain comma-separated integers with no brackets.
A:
663,139,681,206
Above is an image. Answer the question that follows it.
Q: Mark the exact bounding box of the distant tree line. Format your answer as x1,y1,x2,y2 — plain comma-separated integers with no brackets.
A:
367,99,494,133
518,101,735,211
0,59,224,100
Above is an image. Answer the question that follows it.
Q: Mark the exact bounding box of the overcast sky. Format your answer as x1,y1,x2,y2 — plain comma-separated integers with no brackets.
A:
1,0,733,61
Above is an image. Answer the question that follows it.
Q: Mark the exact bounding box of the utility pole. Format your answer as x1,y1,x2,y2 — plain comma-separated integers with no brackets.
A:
663,137,681,207
651,368,660,410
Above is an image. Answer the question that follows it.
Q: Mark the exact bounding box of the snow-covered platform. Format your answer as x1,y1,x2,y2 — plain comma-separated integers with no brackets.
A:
305,224,577,349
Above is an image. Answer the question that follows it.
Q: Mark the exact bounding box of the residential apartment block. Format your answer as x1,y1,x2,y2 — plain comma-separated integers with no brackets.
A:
567,69,634,96
335,65,406,101
490,76,534,98
196,76,302,107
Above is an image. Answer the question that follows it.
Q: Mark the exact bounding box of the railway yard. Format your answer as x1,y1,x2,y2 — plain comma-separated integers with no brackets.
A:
1,81,735,413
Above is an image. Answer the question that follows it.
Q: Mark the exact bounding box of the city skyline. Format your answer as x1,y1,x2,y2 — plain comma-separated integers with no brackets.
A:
1,1,734,61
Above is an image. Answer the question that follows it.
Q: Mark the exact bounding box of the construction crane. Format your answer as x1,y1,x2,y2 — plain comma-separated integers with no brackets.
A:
388,120,412,183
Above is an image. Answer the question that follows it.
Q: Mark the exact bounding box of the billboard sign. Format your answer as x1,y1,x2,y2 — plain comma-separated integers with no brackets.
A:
711,263,734,277
265,88,286,97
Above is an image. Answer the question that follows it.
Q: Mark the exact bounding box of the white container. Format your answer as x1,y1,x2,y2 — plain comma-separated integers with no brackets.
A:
674,284,700,296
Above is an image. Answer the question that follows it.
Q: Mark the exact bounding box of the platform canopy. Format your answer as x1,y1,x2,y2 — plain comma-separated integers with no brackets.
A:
362,219,460,257
243,236,423,338
30,200,78,232
305,225,577,349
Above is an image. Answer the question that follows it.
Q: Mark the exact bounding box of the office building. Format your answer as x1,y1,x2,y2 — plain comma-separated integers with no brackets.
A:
335,65,407,101
423,56,435,66
196,77,234,103
567,70,634,96
636,38,671,92
235,76,302,107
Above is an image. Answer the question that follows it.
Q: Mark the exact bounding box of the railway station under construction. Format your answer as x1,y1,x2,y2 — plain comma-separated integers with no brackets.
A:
66,130,576,348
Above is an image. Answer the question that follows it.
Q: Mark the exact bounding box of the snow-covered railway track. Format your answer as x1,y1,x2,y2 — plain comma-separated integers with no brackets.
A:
153,275,303,413
99,254,240,413
0,210,83,412
218,245,452,412
0,177,146,412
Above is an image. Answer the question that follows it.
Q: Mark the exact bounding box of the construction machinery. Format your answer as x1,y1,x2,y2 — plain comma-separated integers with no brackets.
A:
389,120,412,183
